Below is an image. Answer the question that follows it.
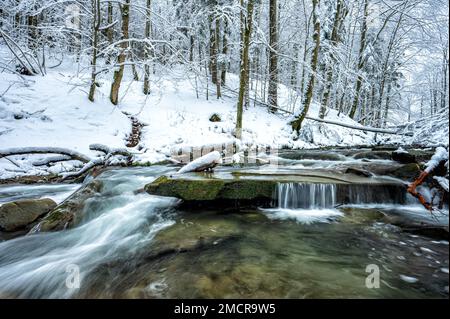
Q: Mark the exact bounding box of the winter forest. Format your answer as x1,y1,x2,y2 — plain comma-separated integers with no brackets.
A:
0,0,449,300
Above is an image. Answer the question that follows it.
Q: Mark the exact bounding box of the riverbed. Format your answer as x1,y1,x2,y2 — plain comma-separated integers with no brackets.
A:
0,150,448,298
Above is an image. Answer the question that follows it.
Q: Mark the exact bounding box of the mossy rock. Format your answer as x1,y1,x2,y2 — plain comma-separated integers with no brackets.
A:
0,198,56,231
30,179,103,233
145,175,276,202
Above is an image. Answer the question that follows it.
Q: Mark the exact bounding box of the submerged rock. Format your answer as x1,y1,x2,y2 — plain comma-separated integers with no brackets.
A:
29,179,103,233
0,198,56,231
277,150,345,161
353,150,392,160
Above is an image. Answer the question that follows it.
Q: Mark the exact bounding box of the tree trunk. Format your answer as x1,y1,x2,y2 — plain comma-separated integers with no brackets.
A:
221,18,228,85
290,0,320,134
319,0,345,119
209,6,218,85
88,0,101,102
110,0,130,105
215,17,221,98
143,0,152,95
106,2,114,64
268,0,278,113
236,0,256,139
348,0,369,119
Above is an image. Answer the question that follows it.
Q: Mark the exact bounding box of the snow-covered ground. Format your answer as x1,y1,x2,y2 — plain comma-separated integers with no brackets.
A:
0,52,448,180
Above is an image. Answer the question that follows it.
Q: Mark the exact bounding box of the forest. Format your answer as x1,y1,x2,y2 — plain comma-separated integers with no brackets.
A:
0,0,448,300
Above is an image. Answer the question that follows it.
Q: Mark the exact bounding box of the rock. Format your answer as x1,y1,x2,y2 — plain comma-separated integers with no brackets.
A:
392,150,417,164
344,167,373,177
0,198,56,231
146,173,407,205
147,213,242,258
353,150,392,160
340,208,385,224
385,163,422,180
29,179,103,233
209,113,222,122
146,175,275,202
278,150,345,161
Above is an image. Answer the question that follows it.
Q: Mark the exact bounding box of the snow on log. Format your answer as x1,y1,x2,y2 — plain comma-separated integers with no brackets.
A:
434,176,449,192
0,147,91,163
424,147,449,173
32,155,72,166
177,151,222,174
304,116,413,136
407,146,449,212
60,144,134,180
89,144,132,158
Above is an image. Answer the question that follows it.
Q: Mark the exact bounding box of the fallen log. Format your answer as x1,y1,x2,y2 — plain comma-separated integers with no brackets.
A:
60,144,133,180
0,147,91,163
222,85,413,136
177,151,222,174
407,147,449,212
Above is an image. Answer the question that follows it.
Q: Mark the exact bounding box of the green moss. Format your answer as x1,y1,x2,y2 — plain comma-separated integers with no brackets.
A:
220,180,275,199
146,175,225,200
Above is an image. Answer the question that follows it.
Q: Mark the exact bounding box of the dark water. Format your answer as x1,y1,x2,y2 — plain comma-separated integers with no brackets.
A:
0,164,448,299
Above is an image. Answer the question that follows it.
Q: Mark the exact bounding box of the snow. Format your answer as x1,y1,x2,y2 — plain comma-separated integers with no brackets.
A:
425,147,448,173
434,176,449,192
0,48,445,180
177,151,222,174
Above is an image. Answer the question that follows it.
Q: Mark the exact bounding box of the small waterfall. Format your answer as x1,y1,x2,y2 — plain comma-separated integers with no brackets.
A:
275,183,337,209
274,183,407,209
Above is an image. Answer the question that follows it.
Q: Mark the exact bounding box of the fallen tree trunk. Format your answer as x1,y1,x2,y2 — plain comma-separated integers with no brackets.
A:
222,85,413,136
303,116,413,136
61,144,133,180
407,147,449,212
0,147,91,163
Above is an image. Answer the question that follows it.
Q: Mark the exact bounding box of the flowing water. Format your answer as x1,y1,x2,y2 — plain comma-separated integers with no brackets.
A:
0,159,448,298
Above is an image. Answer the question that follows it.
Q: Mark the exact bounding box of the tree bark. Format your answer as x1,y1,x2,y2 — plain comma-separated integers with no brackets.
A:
319,0,346,119
236,0,256,139
348,0,369,119
110,0,130,105
88,0,101,102
268,0,278,113
290,0,321,134
143,0,152,95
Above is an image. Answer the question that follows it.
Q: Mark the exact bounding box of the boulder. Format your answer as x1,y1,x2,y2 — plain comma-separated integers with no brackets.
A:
392,150,417,164
29,179,103,233
145,175,275,202
0,198,56,231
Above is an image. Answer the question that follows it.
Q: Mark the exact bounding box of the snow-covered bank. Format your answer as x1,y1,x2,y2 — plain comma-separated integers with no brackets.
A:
1,58,448,180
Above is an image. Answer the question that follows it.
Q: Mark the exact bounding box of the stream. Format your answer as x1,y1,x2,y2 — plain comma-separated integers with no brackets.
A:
0,150,448,298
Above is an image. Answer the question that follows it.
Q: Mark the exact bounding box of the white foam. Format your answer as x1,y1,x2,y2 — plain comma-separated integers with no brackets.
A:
261,208,343,224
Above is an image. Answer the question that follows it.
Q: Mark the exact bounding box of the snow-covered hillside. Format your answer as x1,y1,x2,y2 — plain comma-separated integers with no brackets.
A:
0,56,448,180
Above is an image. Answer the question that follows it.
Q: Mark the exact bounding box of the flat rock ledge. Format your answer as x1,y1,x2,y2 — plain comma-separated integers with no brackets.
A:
145,171,406,205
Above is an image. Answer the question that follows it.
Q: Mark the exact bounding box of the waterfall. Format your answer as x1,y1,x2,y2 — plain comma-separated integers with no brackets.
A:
274,183,407,209
275,183,337,209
